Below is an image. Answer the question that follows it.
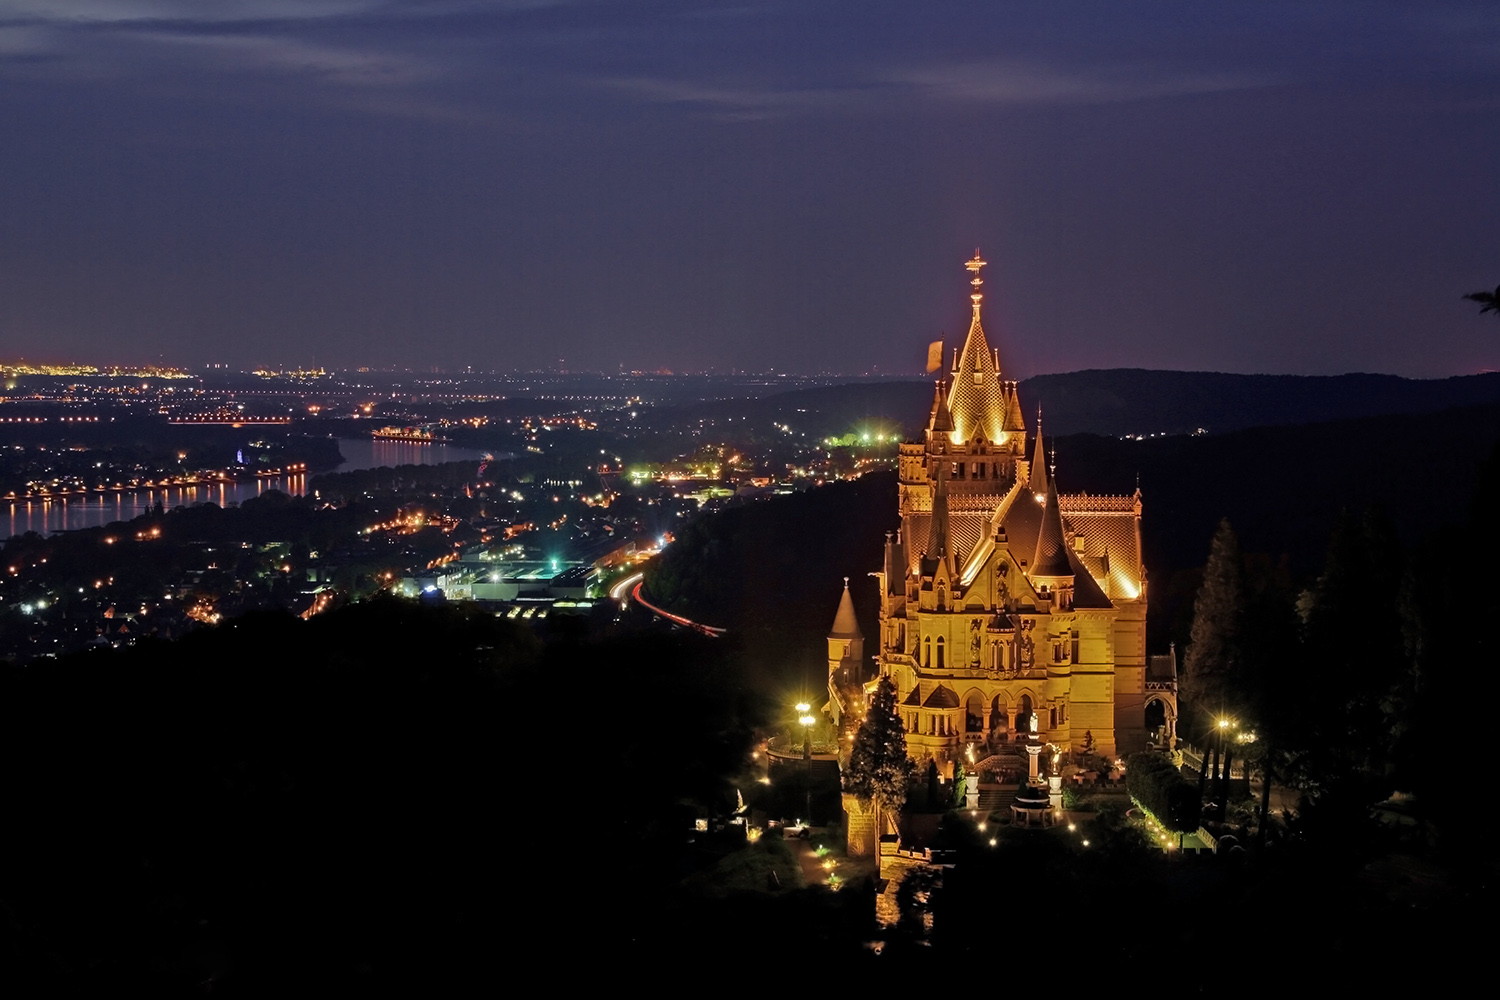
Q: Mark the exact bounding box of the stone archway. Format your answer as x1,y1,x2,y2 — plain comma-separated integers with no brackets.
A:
965,690,985,733
1145,694,1178,746
989,693,1008,733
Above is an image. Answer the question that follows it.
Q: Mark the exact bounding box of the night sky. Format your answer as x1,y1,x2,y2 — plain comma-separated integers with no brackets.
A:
1,1,1497,376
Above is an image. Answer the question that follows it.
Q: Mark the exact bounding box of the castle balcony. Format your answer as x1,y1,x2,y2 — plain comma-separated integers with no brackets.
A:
908,732,959,752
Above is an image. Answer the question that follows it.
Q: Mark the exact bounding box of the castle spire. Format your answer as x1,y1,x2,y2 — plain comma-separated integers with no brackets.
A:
829,576,862,640
1032,471,1073,578
925,460,950,561
947,249,1007,444
1029,411,1048,497
928,379,953,434
884,530,906,595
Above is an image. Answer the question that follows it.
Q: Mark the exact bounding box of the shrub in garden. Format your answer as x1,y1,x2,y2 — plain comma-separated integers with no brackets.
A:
1126,751,1202,835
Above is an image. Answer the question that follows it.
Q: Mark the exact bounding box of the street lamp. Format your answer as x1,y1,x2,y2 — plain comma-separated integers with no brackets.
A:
1216,717,1236,822
796,702,815,826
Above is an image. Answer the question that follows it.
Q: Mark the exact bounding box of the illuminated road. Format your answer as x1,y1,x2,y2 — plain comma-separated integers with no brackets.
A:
630,580,725,638
610,571,645,603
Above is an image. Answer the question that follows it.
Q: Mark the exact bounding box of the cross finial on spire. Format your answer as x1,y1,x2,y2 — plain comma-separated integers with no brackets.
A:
843,576,849,587
965,249,986,314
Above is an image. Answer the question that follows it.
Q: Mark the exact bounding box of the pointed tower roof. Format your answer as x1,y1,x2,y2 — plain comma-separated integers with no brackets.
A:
884,530,906,595
1032,474,1073,578
1028,416,1048,496
946,251,1008,444
928,380,953,434
1003,383,1026,433
925,461,949,561
829,577,862,640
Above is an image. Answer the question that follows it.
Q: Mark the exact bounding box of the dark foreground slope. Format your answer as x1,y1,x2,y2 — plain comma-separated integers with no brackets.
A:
0,600,767,989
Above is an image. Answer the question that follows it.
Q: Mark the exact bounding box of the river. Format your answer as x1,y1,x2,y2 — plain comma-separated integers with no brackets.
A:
4,437,492,537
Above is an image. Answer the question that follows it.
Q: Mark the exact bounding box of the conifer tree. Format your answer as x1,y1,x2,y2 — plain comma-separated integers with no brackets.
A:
1182,518,1246,728
844,675,914,824
1297,507,1407,778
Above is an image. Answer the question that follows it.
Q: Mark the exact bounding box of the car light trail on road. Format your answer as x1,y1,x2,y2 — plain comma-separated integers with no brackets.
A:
631,580,725,637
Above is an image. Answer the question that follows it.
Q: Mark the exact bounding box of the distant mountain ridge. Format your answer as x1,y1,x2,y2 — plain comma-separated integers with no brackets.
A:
648,370,1500,439
1023,369,1500,437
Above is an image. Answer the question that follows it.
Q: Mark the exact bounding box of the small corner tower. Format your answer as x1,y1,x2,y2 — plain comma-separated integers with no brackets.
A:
827,577,865,726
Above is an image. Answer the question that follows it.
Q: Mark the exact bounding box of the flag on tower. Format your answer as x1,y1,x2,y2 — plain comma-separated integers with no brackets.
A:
926,339,943,373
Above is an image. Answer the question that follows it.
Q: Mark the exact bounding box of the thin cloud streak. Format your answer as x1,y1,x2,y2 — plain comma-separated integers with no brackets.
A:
888,60,1274,106
598,57,1272,121
126,30,439,88
0,1,390,24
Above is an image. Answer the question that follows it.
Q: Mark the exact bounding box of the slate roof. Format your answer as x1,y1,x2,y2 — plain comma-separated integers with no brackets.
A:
1067,548,1114,610
829,582,862,640
922,684,961,709
947,310,1008,444
1031,479,1073,577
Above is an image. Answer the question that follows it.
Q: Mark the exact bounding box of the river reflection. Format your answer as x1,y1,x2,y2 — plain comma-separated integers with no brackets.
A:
5,438,491,537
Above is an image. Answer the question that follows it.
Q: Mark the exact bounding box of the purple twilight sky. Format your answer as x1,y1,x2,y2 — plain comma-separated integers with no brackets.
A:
0,1,1497,376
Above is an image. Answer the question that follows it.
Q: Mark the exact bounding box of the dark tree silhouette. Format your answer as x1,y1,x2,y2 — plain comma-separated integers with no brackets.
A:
1465,284,1500,316
1182,518,1246,730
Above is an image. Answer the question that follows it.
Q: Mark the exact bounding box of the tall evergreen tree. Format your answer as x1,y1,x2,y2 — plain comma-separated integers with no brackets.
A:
844,675,914,825
1297,507,1407,780
1182,518,1247,731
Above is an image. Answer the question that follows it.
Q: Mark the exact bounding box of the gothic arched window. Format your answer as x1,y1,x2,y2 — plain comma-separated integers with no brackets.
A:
936,636,946,670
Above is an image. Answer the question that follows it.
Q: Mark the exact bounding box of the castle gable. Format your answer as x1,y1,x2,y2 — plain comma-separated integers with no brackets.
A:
921,684,961,709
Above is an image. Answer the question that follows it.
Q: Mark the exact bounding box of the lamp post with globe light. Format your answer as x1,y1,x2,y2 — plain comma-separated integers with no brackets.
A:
797,702,815,825
1216,717,1236,822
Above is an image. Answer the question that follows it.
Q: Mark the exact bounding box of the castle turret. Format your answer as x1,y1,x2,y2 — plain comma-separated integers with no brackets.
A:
827,577,865,726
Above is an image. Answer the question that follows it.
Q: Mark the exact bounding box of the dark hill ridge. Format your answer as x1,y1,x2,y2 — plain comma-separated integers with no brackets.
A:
643,370,1500,440
1024,369,1500,437
646,401,1500,676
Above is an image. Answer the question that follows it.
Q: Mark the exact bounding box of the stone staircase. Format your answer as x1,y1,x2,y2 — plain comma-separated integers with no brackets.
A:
976,784,1017,814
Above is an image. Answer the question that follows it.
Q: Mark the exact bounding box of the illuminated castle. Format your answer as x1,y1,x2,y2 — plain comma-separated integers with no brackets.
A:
833,252,1168,772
